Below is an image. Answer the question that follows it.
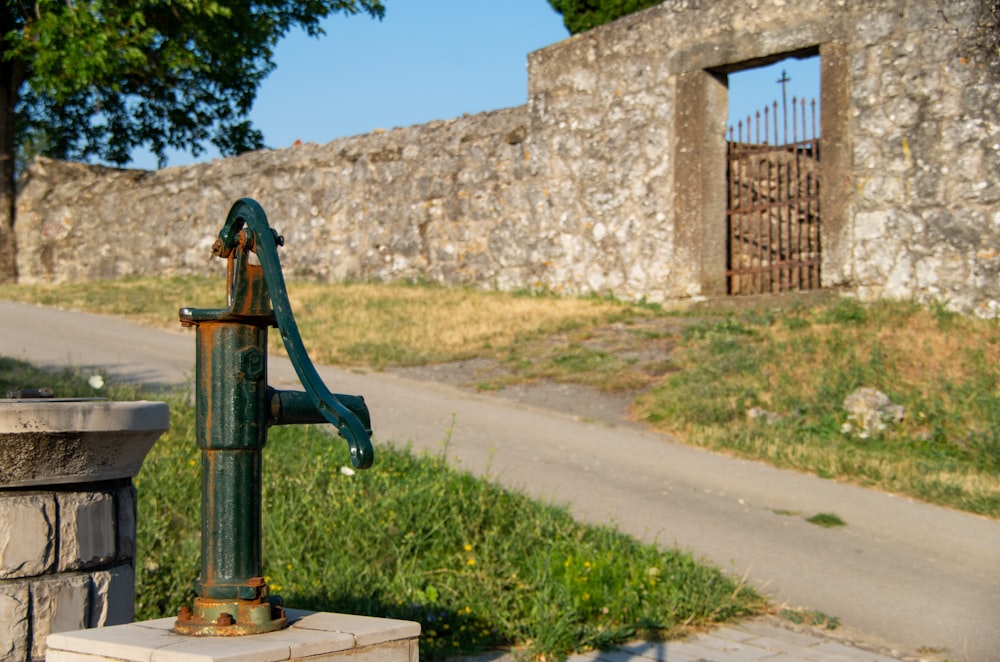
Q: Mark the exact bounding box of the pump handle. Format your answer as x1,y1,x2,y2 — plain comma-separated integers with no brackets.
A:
215,198,373,469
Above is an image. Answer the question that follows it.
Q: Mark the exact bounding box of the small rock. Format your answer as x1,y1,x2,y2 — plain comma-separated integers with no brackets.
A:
842,387,905,438
747,407,783,425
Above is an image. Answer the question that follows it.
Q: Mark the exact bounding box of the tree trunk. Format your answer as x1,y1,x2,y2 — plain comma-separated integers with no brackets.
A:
0,26,24,284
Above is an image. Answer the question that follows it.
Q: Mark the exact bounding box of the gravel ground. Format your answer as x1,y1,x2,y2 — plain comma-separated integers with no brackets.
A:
385,316,697,428
390,358,642,427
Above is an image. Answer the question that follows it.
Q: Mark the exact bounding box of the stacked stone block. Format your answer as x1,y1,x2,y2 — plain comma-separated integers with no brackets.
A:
0,483,137,662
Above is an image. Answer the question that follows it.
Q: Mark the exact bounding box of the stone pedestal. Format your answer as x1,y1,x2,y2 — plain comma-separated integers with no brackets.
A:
0,399,169,662
45,610,420,662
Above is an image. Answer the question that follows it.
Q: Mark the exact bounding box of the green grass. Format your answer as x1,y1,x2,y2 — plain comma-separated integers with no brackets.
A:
3,278,999,517
635,299,1000,518
1,359,763,661
0,356,139,400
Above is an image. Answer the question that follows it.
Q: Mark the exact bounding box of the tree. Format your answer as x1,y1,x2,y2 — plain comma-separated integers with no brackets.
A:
546,0,661,35
0,1,385,283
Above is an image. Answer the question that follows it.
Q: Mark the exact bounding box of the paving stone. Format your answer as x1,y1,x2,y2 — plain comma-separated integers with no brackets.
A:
741,622,841,648
249,622,356,659
731,635,860,661
565,650,604,662
595,628,909,662
711,627,761,643
289,610,421,648
613,640,707,662
0,493,55,579
45,610,420,662
584,644,703,662
813,641,902,662
42,652,111,662
690,634,775,660
46,618,179,662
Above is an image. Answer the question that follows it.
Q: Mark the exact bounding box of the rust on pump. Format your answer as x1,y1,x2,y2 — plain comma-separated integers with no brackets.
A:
174,198,373,636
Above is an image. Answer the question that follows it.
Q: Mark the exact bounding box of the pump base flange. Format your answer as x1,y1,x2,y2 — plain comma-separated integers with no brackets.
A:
174,596,287,636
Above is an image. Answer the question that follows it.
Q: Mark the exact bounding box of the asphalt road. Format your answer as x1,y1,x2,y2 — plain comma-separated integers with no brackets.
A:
2,300,998,661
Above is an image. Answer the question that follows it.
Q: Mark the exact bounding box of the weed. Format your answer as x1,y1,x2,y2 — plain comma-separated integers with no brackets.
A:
805,513,846,528
928,299,959,331
817,297,867,325
779,608,840,630
741,308,776,327
783,315,811,331
681,317,754,342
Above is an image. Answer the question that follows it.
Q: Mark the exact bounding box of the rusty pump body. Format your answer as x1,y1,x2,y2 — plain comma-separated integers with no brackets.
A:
175,198,374,636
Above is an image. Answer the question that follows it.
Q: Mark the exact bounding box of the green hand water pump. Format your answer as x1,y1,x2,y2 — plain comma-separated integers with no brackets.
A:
174,198,374,636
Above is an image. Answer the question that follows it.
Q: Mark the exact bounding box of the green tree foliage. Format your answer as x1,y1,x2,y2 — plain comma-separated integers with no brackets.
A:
7,1,384,165
0,0,384,282
546,0,661,35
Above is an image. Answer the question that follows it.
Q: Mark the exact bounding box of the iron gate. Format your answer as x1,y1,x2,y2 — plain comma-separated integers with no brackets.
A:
726,97,821,295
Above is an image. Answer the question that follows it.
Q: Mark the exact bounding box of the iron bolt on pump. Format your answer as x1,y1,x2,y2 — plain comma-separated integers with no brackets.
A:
175,198,374,636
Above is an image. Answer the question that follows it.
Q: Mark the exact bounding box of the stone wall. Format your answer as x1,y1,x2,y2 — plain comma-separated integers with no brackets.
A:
523,0,1000,311
13,0,1000,315
0,399,167,661
0,484,136,662
845,0,1000,316
15,108,544,291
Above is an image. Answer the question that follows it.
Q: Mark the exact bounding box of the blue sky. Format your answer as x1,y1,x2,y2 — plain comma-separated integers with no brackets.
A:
728,56,821,144
131,1,819,170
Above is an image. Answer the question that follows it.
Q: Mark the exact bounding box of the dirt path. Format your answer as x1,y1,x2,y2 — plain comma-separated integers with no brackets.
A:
388,316,697,428
389,359,641,428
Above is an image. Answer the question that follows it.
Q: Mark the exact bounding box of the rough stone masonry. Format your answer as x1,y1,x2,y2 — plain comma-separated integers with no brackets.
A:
0,485,136,662
13,0,1000,316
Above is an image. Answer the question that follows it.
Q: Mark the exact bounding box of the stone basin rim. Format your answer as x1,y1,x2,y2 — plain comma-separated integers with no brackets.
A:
0,399,170,433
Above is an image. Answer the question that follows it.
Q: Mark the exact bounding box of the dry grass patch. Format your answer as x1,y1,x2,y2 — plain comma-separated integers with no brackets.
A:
0,277,634,369
285,282,633,368
0,276,225,329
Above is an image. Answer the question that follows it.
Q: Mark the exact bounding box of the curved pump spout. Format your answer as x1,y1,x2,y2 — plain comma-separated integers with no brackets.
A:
175,198,374,636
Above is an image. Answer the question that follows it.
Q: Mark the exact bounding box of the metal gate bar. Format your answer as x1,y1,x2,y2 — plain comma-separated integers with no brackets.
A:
726,98,821,295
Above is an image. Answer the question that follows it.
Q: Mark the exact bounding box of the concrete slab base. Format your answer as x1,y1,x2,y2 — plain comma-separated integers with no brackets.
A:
45,609,420,662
